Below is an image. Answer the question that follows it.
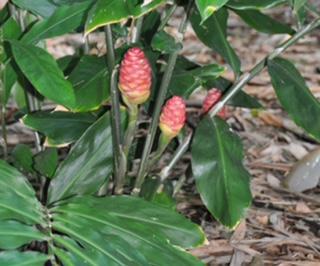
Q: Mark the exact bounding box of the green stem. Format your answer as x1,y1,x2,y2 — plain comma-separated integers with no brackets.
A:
0,84,7,160
147,133,171,172
114,104,139,194
123,104,139,156
209,17,320,118
132,16,144,43
158,4,178,31
133,2,193,194
104,25,123,192
159,132,192,182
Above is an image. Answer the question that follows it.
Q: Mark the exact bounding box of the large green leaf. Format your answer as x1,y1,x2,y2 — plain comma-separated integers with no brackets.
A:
0,251,49,266
11,0,57,17
51,196,205,265
48,112,113,204
190,7,241,75
10,41,76,110
68,55,109,112
0,160,45,225
22,2,92,44
22,111,96,146
268,58,320,142
85,0,166,34
227,0,286,10
233,9,294,34
196,0,230,23
0,221,46,250
191,116,252,228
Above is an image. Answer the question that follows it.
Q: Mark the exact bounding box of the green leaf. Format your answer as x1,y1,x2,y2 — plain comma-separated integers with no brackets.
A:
190,7,241,75
48,112,113,204
0,221,46,249
227,0,287,10
191,116,252,228
1,17,21,41
34,148,58,178
0,251,49,266
22,111,96,146
233,9,294,34
268,57,320,141
0,160,45,225
51,196,205,265
11,0,57,17
22,2,92,44
85,0,166,34
10,41,76,110
3,61,18,104
11,144,34,173
68,55,110,112
169,64,225,97
196,0,229,23
294,0,308,12
151,31,182,54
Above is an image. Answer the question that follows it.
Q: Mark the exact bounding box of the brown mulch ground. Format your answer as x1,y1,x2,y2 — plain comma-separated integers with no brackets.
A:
2,4,320,266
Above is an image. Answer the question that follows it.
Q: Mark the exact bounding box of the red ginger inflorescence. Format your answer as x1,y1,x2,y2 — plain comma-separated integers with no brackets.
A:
159,96,186,138
119,47,152,105
202,88,227,119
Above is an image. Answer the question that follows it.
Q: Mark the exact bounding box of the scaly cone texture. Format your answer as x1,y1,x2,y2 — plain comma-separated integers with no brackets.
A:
159,96,186,139
119,47,152,105
202,88,227,119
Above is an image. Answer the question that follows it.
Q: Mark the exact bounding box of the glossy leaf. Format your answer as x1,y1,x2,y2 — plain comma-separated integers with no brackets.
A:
294,0,308,12
22,111,96,146
227,0,286,10
196,0,229,23
11,0,57,17
48,112,113,203
34,148,58,178
0,160,45,225
68,55,109,112
10,41,76,110
22,2,92,44
190,7,241,75
11,144,34,173
192,116,252,228
233,9,294,34
85,0,166,34
169,64,225,97
0,221,46,249
268,58,320,141
51,196,205,265
3,62,18,104
0,251,49,266
151,31,182,54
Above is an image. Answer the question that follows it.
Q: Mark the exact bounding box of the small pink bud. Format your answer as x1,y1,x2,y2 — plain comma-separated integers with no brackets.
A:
159,96,186,138
202,89,227,119
119,47,152,105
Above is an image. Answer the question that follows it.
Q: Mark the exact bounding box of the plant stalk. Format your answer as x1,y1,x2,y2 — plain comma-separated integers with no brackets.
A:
132,16,144,43
104,25,124,193
209,17,320,118
158,4,178,31
133,3,193,194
